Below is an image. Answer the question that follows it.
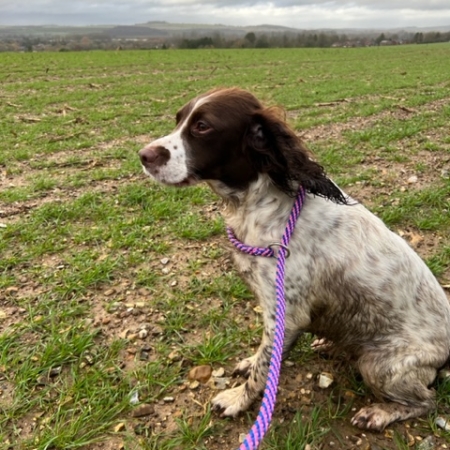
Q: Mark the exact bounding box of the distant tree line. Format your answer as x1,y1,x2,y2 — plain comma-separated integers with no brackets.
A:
179,36,214,49
0,29,449,52
175,30,450,49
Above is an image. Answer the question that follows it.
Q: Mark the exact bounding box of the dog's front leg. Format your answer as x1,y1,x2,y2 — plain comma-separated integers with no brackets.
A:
211,297,279,417
232,325,301,379
212,336,273,416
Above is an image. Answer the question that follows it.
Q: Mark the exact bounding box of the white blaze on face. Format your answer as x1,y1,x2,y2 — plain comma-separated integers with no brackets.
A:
142,127,188,185
141,92,217,186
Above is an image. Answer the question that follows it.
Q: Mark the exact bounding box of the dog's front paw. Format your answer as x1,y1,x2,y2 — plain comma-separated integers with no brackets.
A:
351,405,391,431
232,355,257,378
211,384,252,417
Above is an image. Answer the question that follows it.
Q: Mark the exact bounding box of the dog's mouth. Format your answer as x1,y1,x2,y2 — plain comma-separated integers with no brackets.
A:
170,176,199,187
141,166,199,188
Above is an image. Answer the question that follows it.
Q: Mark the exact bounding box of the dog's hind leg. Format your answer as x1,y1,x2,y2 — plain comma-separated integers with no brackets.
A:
351,351,438,431
352,400,433,431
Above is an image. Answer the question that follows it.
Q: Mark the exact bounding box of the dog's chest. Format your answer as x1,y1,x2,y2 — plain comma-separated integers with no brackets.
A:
232,251,269,284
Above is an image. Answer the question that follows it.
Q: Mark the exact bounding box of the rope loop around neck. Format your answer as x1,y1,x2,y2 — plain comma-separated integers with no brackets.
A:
226,227,275,258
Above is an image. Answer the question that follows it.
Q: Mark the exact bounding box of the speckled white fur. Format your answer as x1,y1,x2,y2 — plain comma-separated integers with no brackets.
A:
141,128,189,184
208,175,450,430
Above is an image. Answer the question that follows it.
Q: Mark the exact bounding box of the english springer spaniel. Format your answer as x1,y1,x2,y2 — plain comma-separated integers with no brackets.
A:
138,88,450,431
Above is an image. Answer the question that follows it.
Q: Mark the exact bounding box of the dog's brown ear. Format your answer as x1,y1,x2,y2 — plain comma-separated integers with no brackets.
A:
246,109,347,204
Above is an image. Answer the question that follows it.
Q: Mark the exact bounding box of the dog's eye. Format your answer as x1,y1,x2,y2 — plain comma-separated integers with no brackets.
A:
192,120,211,135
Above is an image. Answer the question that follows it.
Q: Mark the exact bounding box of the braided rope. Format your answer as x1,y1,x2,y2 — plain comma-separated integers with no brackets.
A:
226,227,275,258
227,187,306,450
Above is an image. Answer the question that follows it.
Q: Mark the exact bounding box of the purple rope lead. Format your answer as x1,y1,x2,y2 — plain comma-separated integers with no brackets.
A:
226,228,275,258
227,187,306,450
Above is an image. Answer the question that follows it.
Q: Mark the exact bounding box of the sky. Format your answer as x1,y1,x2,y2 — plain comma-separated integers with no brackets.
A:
1,0,450,29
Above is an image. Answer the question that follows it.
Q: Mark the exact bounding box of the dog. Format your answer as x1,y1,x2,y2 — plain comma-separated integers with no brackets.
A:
138,87,450,431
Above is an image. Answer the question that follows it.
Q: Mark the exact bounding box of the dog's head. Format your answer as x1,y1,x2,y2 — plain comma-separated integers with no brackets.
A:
139,87,346,203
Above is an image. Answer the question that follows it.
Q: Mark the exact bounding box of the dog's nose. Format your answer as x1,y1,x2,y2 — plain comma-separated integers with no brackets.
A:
138,145,170,167
139,146,158,164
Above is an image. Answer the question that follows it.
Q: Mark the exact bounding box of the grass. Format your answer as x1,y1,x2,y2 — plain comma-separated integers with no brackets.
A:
263,407,330,449
1,43,450,449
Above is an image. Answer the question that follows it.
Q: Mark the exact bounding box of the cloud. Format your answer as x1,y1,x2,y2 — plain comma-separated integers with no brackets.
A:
0,0,449,28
